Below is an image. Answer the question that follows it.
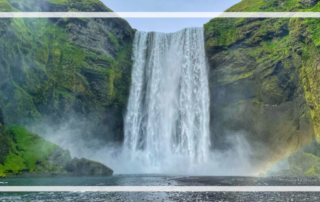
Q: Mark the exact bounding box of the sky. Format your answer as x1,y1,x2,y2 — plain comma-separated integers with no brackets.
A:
101,0,241,33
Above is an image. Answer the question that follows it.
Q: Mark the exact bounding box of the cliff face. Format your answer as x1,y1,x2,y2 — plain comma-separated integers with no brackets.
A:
0,0,134,142
204,0,320,172
0,107,10,166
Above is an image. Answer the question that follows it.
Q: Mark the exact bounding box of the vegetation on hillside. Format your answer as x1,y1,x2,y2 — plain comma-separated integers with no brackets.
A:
0,0,134,144
204,0,320,174
0,126,59,177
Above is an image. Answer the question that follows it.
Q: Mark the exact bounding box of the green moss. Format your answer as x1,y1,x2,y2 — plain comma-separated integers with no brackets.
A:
226,0,303,12
107,32,119,48
305,166,317,176
226,0,265,12
0,0,12,12
45,0,68,4
262,36,289,50
4,103,11,108
304,18,320,47
0,126,59,177
261,76,283,102
0,152,27,176
53,87,74,101
204,18,237,47
0,0,133,128
67,0,112,12
98,68,113,76
13,82,42,121
302,3,320,47
301,48,311,61
218,70,255,84
112,43,133,107
297,43,320,142
53,49,61,65
11,18,32,44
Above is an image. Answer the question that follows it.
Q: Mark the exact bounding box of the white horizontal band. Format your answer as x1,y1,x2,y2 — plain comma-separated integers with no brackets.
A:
1,186,320,192
1,12,320,18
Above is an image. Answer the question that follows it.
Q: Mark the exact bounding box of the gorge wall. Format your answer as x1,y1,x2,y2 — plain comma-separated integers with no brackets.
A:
0,0,135,144
204,0,320,172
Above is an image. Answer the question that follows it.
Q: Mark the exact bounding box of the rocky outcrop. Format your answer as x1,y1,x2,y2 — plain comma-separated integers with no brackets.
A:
47,147,114,176
66,158,113,176
47,147,72,168
0,0,135,143
0,126,113,178
204,0,320,173
268,141,320,176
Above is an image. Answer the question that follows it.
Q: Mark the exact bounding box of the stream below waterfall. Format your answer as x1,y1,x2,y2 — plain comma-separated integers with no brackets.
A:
2,175,320,201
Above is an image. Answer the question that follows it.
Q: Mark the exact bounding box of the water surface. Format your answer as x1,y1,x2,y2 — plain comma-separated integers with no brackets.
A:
2,175,320,202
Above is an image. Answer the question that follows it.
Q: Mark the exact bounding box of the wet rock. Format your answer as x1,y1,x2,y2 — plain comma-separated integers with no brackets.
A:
0,107,4,128
0,107,10,166
288,150,320,174
0,0,134,146
47,147,72,168
66,157,113,176
301,0,320,7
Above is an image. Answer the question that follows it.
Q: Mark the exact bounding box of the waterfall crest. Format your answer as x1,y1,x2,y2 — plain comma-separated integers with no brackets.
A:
124,27,210,173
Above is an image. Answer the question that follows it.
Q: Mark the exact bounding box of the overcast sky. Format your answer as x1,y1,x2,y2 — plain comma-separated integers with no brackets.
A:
101,0,241,32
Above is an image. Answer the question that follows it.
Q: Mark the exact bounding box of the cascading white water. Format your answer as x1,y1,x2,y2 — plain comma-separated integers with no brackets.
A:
124,27,210,173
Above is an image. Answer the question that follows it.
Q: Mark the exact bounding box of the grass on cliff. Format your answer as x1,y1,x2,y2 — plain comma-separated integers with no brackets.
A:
45,0,113,12
0,126,57,177
227,0,304,12
0,0,11,12
0,0,133,126
45,0,68,4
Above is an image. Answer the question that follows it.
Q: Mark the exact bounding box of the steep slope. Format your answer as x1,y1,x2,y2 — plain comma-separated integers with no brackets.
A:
0,125,113,178
0,0,135,142
1,105,113,178
204,0,320,173
0,107,10,167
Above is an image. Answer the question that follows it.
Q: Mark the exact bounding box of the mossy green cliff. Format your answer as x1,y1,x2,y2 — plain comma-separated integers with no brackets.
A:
0,123,113,178
204,0,320,173
0,0,134,142
2,107,115,178
0,107,10,167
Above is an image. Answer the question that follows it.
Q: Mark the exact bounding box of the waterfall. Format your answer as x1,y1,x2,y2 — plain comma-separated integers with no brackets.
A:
124,27,210,173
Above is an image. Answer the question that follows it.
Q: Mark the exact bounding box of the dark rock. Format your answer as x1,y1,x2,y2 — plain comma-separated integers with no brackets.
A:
301,0,320,7
47,147,72,168
0,107,4,128
204,7,315,171
0,107,10,165
66,157,113,176
0,0,134,146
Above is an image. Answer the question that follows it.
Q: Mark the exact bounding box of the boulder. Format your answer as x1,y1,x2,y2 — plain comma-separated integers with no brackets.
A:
47,147,72,168
66,157,113,176
270,148,320,177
